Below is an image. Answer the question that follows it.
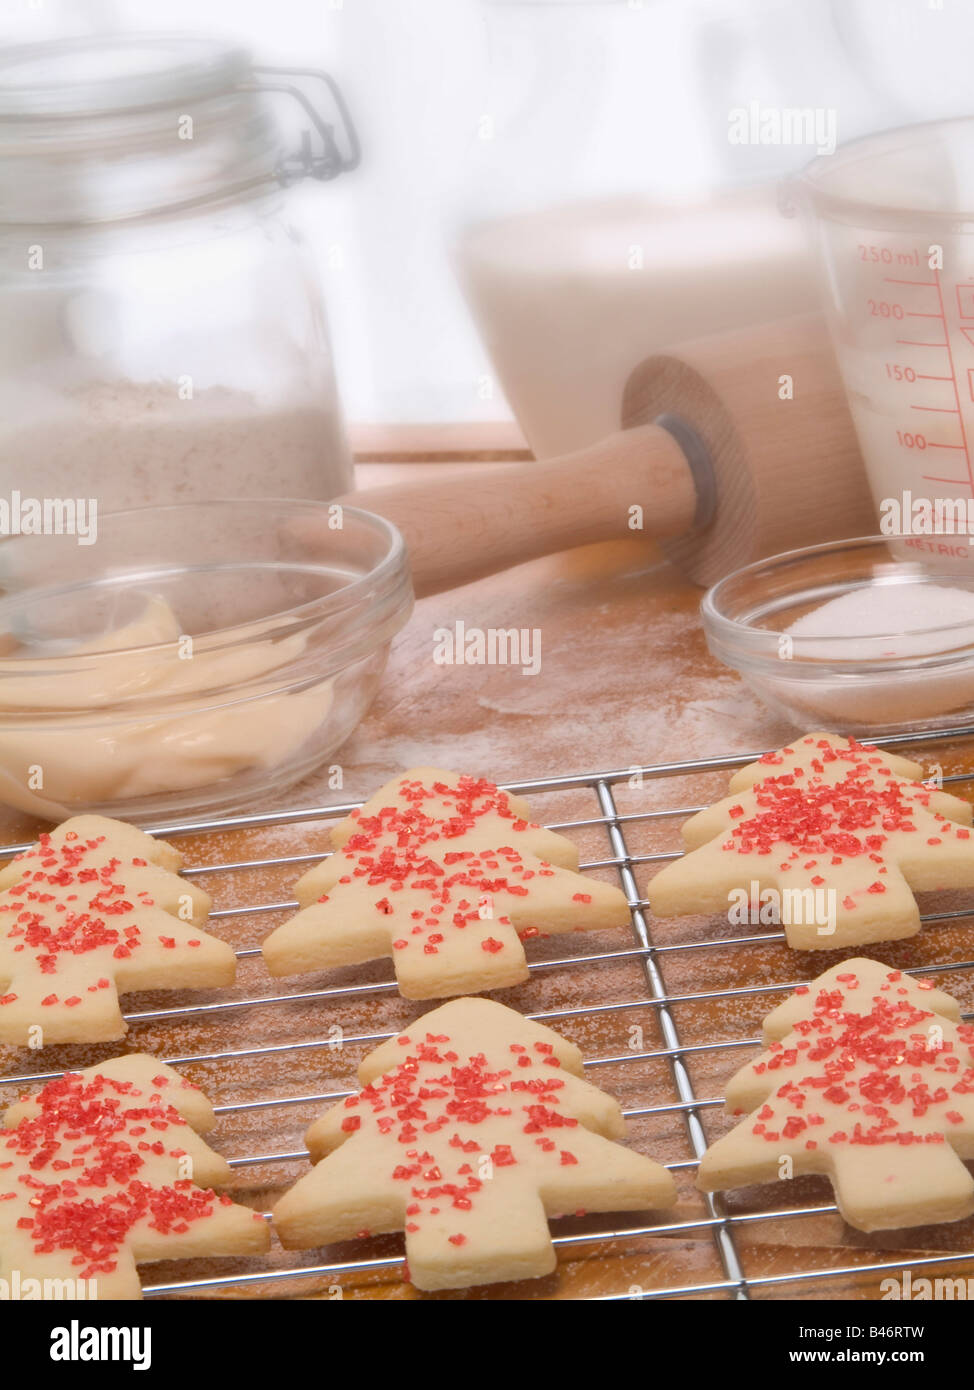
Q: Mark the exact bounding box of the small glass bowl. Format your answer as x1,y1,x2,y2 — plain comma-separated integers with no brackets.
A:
701,535,974,735
0,499,413,821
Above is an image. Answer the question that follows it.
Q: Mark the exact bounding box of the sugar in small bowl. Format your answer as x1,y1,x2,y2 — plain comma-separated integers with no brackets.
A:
701,535,974,733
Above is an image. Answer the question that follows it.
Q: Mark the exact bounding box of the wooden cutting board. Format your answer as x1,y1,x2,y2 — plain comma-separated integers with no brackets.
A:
1,438,973,1300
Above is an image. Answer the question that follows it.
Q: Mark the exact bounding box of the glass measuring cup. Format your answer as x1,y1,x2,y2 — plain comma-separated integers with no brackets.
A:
796,118,974,572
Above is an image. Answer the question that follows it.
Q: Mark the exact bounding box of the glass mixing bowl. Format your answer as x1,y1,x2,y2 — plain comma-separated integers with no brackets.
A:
0,499,413,821
702,534,974,735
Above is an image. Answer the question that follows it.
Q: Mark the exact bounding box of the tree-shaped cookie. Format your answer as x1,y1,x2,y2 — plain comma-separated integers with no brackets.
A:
0,815,235,1045
697,958,974,1231
649,732,974,950
262,769,630,998
273,996,677,1289
0,1053,269,1298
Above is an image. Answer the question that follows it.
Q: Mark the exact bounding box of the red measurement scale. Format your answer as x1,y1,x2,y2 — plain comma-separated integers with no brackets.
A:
823,235,974,564
797,120,974,568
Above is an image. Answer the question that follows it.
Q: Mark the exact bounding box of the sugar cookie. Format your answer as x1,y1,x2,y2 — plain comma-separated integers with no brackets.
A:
273,996,677,1289
0,815,235,1044
0,1054,269,1298
649,733,974,950
263,769,630,998
697,958,974,1231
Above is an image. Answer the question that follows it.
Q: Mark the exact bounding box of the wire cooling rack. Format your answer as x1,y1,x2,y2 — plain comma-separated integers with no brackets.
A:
5,725,974,1301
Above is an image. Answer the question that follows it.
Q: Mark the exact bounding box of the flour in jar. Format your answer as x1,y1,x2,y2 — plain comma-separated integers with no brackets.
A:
0,378,352,510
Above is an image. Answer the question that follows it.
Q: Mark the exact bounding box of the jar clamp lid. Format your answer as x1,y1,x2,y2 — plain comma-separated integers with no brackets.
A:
0,33,360,223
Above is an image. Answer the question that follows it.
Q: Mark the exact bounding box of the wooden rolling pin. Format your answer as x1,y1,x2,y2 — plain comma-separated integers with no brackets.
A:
337,314,875,596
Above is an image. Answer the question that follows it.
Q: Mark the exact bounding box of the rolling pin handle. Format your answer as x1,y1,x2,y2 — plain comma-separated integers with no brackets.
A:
339,315,873,596
338,419,698,598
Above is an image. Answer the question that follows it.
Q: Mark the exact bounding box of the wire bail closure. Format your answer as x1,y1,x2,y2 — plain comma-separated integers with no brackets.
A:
246,66,361,185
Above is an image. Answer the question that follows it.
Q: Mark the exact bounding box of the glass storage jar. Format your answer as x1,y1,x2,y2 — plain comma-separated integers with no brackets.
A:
0,33,358,513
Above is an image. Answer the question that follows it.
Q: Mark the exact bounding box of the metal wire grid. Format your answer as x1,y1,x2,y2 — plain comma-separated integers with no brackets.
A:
3,723,974,1301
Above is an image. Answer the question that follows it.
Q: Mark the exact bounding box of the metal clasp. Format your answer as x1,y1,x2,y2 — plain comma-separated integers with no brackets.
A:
246,66,360,184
